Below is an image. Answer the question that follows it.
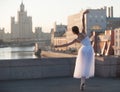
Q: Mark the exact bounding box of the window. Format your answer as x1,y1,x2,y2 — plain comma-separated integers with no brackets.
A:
116,42,118,46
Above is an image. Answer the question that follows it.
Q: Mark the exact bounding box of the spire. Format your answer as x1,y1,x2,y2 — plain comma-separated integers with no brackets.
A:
20,1,24,12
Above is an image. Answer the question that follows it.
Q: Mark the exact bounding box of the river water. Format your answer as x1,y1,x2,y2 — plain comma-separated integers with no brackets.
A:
0,46,37,60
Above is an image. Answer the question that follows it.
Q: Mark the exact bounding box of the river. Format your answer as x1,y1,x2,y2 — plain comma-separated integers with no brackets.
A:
0,46,37,60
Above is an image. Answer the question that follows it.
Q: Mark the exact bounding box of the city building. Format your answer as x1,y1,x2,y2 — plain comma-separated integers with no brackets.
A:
51,22,67,51
34,27,51,50
11,2,33,42
0,2,51,48
0,28,4,43
114,28,120,56
35,27,50,41
105,6,120,30
91,30,114,56
0,28,11,43
107,18,120,30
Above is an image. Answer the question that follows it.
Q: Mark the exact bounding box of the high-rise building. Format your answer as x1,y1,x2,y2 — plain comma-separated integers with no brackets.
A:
11,2,33,42
51,22,67,51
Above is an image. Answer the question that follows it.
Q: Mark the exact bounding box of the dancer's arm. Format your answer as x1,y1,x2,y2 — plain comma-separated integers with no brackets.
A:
54,39,77,48
82,10,89,34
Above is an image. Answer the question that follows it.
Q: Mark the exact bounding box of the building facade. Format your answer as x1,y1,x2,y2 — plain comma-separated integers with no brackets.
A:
0,28,4,42
0,28,11,43
107,18,120,30
51,22,67,51
35,27,51,40
106,6,120,30
11,2,33,42
91,30,114,56
114,28,120,56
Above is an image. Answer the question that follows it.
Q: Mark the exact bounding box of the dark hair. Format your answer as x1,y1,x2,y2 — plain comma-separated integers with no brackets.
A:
72,26,79,35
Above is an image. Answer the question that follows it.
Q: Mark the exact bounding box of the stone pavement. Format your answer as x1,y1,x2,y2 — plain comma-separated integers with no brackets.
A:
0,77,120,92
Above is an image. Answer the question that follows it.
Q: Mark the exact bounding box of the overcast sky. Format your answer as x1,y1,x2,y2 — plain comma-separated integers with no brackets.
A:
0,0,119,33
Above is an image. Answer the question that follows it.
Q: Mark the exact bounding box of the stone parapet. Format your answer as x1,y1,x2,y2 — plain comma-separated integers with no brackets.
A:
95,56,120,77
0,58,75,80
0,56,120,80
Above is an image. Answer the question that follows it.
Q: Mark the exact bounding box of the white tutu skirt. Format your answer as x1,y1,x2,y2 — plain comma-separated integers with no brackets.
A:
73,45,95,79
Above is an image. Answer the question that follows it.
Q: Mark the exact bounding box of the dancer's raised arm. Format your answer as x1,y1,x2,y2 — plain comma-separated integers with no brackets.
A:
82,10,89,34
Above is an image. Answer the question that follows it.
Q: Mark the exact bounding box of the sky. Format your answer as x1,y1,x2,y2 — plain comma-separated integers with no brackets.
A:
0,0,120,33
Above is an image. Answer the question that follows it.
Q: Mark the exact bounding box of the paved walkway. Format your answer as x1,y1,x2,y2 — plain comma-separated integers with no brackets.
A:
0,77,120,92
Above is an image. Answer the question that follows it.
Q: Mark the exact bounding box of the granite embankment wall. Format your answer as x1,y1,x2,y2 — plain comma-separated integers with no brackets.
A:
0,58,75,80
0,56,120,80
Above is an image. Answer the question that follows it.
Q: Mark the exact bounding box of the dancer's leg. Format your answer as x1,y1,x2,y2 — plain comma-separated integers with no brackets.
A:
80,76,86,91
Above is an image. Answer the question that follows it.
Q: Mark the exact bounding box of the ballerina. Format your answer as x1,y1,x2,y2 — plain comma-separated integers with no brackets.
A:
54,10,95,91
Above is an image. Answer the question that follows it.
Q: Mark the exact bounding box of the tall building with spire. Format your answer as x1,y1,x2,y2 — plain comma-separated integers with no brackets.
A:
11,2,33,42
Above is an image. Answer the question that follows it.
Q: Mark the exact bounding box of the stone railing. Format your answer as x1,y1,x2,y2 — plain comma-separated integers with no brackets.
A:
0,58,75,80
0,56,120,80
95,56,120,77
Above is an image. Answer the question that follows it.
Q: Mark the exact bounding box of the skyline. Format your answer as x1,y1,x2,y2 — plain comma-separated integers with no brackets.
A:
0,0,120,33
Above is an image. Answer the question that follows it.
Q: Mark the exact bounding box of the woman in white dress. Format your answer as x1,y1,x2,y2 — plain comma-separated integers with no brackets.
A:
54,10,95,91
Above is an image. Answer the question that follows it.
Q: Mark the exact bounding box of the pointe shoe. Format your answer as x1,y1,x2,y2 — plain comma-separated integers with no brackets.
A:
80,83,85,91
